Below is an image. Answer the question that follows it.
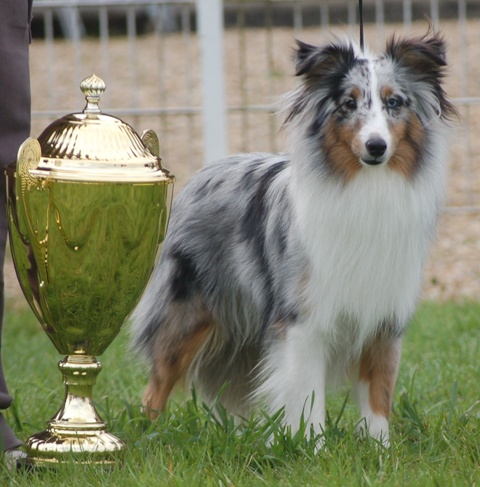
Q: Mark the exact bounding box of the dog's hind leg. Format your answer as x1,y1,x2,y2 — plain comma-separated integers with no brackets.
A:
142,308,213,419
352,335,402,446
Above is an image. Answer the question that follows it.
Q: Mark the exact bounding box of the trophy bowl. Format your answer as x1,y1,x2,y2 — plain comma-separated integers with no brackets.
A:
5,75,174,466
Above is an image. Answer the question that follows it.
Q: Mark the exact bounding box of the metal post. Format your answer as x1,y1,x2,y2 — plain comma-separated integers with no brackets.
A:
196,0,228,164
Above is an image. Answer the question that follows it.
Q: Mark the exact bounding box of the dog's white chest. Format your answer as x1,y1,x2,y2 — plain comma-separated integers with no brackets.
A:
293,166,440,341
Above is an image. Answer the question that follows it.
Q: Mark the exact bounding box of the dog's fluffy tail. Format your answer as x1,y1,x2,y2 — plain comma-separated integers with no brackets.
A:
130,256,173,361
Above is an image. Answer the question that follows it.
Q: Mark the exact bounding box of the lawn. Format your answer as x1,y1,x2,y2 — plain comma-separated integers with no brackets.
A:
0,301,479,486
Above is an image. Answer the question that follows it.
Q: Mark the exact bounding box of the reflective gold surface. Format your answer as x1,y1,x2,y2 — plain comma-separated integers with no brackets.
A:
8,146,172,356
5,75,174,466
25,356,126,466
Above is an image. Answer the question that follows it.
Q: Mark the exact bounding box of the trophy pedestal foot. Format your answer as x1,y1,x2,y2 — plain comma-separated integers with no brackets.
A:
25,355,125,467
25,429,125,467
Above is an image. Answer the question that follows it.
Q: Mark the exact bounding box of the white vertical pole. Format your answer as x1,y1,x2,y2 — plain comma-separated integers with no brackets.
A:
196,0,228,164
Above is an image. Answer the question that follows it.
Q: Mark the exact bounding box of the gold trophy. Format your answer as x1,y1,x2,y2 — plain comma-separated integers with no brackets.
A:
5,74,174,466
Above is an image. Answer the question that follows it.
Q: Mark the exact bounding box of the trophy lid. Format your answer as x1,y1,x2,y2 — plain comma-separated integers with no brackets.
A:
29,74,172,183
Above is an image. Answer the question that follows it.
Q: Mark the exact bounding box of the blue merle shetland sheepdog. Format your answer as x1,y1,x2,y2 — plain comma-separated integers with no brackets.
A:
132,31,456,446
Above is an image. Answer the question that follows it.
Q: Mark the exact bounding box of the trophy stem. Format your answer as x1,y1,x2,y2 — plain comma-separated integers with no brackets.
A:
25,355,125,467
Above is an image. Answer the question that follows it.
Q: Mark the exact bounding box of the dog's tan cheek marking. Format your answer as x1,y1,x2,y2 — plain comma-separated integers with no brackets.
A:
389,113,424,178
324,118,363,183
142,319,213,419
350,131,364,161
359,338,401,419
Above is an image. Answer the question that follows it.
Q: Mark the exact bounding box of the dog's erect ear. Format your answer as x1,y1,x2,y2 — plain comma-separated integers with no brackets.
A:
385,32,447,77
385,32,457,121
294,39,356,79
284,40,357,127
295,40,319,76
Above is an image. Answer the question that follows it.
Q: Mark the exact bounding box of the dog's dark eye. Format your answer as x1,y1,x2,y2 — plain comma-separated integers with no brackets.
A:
344,98,357,111
386,97,402,109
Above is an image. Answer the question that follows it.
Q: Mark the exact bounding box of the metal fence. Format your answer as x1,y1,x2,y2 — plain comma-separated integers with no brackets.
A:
30,0,480,211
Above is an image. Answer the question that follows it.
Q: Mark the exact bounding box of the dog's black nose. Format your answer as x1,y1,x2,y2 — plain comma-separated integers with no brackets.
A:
365,138,387,158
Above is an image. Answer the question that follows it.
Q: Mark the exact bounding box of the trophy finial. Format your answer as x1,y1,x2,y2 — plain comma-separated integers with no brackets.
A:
80,74,106,116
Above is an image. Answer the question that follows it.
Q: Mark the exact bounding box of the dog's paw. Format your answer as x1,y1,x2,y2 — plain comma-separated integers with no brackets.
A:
312,435,326,455
355,416,390,448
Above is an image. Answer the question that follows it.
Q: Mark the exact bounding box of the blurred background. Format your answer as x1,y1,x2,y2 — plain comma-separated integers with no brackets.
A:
17,0,480,301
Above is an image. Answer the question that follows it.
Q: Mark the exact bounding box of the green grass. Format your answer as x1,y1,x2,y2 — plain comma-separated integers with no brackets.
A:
1,301,480,486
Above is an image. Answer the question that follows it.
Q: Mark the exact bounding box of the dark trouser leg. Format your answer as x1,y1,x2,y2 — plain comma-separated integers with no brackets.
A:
0,0,32,452
0,178,23,451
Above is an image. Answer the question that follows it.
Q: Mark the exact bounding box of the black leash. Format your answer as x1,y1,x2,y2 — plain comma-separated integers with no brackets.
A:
359,0,365,51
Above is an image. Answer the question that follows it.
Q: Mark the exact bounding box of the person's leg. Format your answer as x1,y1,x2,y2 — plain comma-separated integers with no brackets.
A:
0,0,32,452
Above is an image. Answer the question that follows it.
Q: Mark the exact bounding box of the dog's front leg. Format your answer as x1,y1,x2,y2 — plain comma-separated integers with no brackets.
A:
261,326,329,441
352,335,402,447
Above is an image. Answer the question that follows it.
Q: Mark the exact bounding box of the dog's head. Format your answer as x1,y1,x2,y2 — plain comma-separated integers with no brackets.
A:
284,31,457,181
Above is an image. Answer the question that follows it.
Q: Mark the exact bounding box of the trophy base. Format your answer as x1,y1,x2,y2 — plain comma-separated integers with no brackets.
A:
25,355,126,467
25,428,125,467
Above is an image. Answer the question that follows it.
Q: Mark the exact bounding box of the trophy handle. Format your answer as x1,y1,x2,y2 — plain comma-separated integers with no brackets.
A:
141,129,161,158
16,138,43,234
17,137,42,188
10,138,48,316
